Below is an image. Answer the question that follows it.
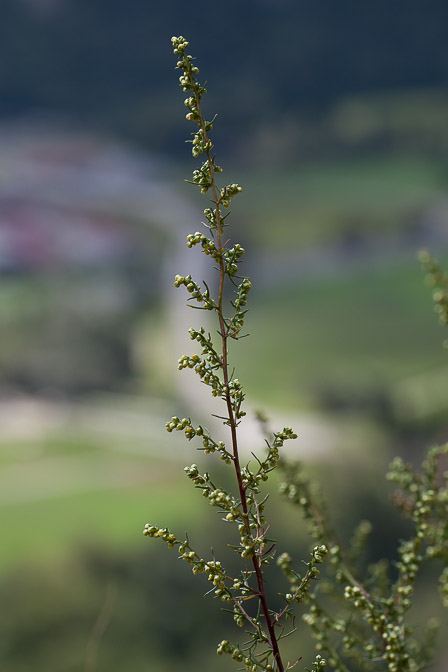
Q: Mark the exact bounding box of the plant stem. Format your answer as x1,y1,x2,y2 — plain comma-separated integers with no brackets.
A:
192,88,285,672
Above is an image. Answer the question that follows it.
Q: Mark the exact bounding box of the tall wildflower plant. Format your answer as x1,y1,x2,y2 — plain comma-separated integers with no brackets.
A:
143,36,326,672
143,36,448,672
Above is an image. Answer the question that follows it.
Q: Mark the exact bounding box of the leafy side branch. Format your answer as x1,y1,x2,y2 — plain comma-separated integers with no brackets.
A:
276,255,448,671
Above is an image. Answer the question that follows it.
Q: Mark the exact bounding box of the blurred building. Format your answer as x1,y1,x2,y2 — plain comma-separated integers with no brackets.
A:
0,122,201,394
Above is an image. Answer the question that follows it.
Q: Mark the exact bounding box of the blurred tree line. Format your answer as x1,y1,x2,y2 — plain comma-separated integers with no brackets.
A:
2,0,448,160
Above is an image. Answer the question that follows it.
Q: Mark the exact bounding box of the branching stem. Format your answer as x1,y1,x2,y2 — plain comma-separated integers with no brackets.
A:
192,79,286,672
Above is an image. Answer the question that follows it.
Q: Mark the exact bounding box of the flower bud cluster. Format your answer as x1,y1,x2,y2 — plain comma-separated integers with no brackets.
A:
422,443,448,481
204,559,233,602
191,127,213,157
222,431,293,516
255,429,297,485
233,277,252,312
217,638,271,671
203,207,220,229
174,274,215,310
172,35,221,164
232,602,246,627
395,540,422,606
184,464,240,515
177,353,224,396
227,378,246,419
223,513,261,561
419,249,448,329
143,521,235,598
191,161,211,193
223,242,245,276
433,288,448,326
439,566,448,607
227,277,252,336
189,155,221,194
184,463,207,483
343,584,374,612
188,326,221,364
231,576,252,600
311,655,327,670
216,639,242,659
171,35,190,57
239,465,267,493
142,524,177,547
273,427,298,448
186,231,220,260
166,418,231,462
388,445,448,583
172,36,204,95
165,415,197,440
312,544,328,564
278,545,328,611
188,325,210,344
342,583,416,672
387,456,416,492
219,183,243,208
227,311,248,339
381,623,411,672
162,533,212,577
238,538,255,559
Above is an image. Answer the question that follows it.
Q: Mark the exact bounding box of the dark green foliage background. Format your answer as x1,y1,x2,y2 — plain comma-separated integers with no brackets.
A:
2,0,448,156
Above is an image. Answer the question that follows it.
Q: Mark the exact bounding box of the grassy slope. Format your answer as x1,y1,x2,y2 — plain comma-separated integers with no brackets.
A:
235,154,448,249
0,433,205,574
232,258,448,409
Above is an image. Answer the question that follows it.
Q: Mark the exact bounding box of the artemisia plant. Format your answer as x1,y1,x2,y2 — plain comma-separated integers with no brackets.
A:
143,36,327,672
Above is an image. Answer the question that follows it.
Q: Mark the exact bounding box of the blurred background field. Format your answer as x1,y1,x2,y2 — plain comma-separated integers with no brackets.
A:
1,1,448,670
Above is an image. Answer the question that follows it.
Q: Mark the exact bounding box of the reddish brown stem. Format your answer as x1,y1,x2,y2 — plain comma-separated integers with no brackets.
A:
190,78,285,672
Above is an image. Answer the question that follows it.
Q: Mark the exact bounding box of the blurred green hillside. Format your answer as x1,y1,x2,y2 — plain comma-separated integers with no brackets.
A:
1,148,448,669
